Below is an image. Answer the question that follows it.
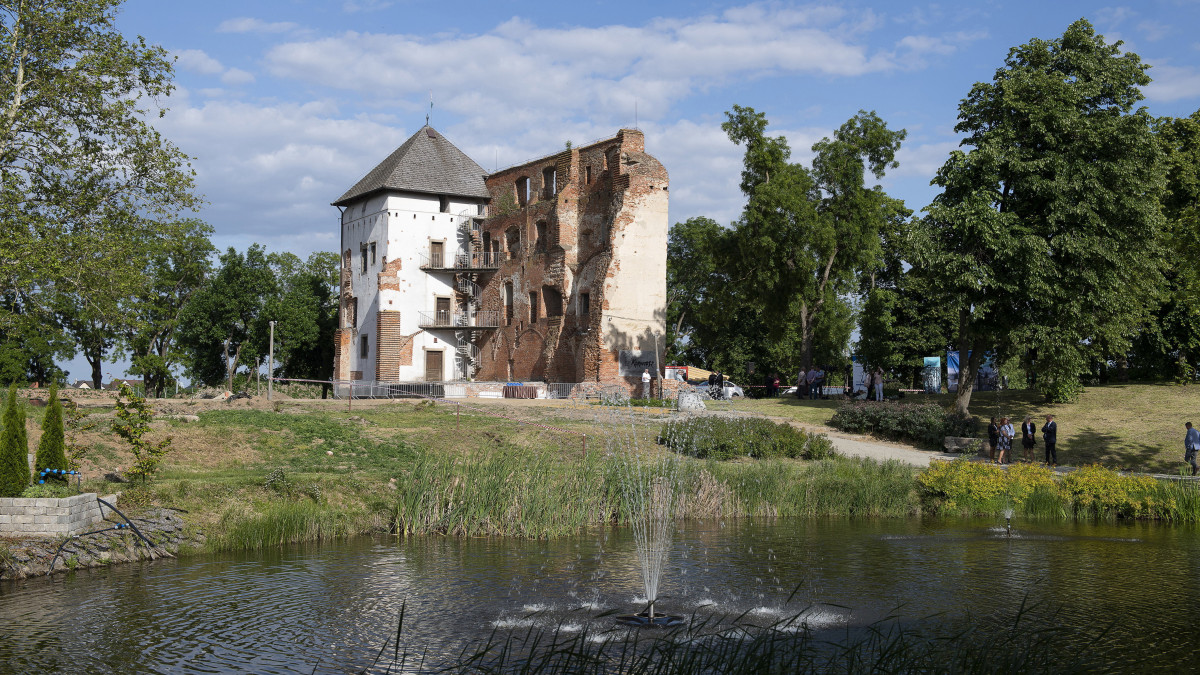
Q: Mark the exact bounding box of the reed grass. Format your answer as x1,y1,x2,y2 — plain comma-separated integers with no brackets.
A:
213,499,366,550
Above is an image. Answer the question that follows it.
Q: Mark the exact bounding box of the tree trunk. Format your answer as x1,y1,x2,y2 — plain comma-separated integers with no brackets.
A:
799,302,812,371
224,340,242,391
953,308,987,416
89,357,103,390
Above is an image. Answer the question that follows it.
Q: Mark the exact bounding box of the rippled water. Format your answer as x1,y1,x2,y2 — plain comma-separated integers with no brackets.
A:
1,518,1198,673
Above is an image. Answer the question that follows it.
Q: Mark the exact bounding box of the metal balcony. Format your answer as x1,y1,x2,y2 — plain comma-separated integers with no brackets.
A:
419,251,503,271
418,310,501,329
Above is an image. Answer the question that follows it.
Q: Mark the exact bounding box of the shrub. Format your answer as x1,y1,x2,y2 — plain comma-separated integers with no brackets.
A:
1060,465,1159,518
21,483,75,498
830,402,974,448
659,416,836,461
34,384,69,475
0,384,30,497
112,382,172,484
917,458,1009,514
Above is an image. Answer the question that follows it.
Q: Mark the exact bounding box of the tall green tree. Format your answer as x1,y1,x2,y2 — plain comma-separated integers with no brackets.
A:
34,383,67,474
722,106,905,371
257,251,339,386
0,384,28,496
124,219,215,397
1137,110,1200,381
178,245,277,389
917,19,1164,413
0,1,198,310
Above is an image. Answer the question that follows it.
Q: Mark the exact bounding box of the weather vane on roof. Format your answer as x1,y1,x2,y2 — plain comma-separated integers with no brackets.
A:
427,90,433,126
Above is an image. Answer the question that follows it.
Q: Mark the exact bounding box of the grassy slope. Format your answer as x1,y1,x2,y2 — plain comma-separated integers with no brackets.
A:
695,383,1200,472
9,381,1196,552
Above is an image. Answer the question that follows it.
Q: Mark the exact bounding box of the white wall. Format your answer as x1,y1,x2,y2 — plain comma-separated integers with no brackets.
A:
342,190,488,382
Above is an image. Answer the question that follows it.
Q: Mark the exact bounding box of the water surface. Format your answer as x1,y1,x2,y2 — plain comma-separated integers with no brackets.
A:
1,518,1196,673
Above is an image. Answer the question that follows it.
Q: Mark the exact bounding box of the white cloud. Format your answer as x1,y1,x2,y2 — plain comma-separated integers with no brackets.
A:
175,49,224,75
220,68,256,85
1145,64,1200,101
154,96,409,254
217,17,300,34
343,0,394,11
1137,19,1170,41
261,6,901,134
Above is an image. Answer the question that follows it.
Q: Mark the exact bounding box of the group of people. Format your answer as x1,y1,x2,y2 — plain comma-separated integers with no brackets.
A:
987,414,1058,466
797,366,829,400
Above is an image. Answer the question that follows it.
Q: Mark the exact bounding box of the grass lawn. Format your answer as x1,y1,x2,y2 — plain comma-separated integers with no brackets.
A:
721,383,1200,473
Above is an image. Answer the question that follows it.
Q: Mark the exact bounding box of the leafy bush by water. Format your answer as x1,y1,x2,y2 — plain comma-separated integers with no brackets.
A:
918,459,1200,521
658,416,836,461
830,402,974,448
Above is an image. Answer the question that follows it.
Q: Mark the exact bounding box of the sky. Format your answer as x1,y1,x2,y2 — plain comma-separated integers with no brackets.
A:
71,0,1200,384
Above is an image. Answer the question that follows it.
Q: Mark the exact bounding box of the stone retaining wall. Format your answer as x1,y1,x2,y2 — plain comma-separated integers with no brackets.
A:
0,493,117,537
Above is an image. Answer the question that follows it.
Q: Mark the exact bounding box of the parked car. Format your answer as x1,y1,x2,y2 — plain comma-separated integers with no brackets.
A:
695,380,745,399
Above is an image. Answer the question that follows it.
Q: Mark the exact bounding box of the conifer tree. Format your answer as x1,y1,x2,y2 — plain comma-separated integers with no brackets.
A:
0,385,30,497
34,384,68,477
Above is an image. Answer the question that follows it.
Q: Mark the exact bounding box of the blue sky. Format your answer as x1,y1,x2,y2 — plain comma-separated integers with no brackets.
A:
75,0,1200,384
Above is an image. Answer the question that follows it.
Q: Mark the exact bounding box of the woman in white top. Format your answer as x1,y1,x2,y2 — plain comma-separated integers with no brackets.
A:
873,366,884,402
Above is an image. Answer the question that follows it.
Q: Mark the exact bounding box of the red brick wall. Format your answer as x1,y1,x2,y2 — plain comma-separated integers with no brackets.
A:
475,129,664,385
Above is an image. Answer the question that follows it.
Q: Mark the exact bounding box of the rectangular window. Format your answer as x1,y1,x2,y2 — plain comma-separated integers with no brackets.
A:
580,292,590,315
542,167,556,199
370,242,376,265
529,291,538,322
439,195,450,213
361,245,368,273
359,335,369,359
585,166,592,184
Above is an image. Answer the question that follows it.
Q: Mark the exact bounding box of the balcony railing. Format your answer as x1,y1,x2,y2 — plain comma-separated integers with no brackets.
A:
419,251,503,270
418,310,501,328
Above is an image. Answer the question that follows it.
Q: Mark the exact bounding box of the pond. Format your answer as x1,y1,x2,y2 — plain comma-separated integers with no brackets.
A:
0,517,1197,673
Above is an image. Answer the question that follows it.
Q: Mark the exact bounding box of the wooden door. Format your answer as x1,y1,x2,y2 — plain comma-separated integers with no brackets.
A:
430,241,444,267
435,296,451,325
425,350,443,382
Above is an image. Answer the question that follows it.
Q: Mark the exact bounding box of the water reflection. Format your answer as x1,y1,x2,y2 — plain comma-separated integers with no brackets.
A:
0,518,1197,672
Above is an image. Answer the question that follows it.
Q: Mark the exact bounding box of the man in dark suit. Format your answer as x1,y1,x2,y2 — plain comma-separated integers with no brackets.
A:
1042,414,1058,466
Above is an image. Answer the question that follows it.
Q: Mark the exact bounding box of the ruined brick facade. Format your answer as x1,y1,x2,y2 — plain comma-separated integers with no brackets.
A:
473,129,668,388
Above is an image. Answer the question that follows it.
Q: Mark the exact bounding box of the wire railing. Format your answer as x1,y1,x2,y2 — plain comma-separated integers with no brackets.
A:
417,310,501,328
418,251,503,270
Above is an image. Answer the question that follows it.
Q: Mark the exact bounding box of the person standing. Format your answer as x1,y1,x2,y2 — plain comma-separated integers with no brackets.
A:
715,371,725,400
1021,415,1037,463
796,368,807,399
998,417,1014,465
873,366,884,402
1185,422,1200,476
641,369,652,400
772,373,780,397
708,371,717,393
807,367,819,400
987,417,1000,463
1042,414,1058,466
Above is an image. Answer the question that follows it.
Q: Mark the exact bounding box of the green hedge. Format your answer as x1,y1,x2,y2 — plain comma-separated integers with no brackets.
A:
830,402,975,448
659,416,836,461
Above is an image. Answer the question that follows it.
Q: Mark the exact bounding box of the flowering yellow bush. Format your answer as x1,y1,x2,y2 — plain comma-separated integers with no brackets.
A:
917,459,1007,513
1059,465,1159,517
1004,462,1057,504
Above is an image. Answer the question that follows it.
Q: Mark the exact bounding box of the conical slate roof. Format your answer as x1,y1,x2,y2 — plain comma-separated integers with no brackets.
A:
332,125,489,205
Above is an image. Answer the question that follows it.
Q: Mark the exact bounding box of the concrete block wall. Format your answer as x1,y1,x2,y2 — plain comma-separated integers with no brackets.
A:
0,493,117,538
